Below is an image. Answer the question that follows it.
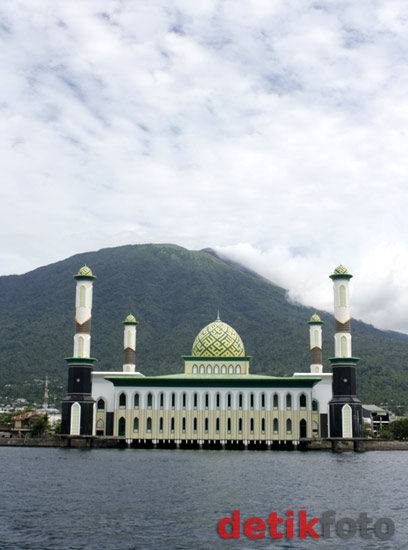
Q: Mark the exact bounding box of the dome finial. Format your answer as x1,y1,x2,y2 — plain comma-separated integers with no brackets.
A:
216,310,220,321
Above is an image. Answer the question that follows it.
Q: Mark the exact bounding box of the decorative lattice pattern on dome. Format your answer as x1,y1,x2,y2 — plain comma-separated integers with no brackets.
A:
77,265,93,276
333,265,348,275
192,321,245,357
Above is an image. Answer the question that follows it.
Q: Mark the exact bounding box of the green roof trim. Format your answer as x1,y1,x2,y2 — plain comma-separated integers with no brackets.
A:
65,357,98,364
329,357,360,365
104,374,321,388
183,355,252,363
330,273,353,280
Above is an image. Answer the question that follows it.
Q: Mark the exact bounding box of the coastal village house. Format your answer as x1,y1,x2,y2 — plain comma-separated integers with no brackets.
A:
61,265,363,447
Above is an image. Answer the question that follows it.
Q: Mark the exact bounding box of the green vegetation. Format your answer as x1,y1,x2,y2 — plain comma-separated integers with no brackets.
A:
386,418,408,440
0,243,408,410
31,414,50,436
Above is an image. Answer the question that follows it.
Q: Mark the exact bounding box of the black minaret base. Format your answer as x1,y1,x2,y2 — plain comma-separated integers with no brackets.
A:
61,358,96,435
329,358,363,438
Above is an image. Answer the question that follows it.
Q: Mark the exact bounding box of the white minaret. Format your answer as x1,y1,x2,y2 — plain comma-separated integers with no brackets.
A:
330,265,353,358
308,314,323,373
123,314,138,372
73,265,96,359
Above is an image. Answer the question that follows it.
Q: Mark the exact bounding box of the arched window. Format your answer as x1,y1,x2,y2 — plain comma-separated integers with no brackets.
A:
342,404,352,438
97,399,105,411
250,393,254,409
159,393,164,408
216,393,220,408
239,393,243,409
171,393,176,408
286,394,292,409
133,417,139,432
228,365,233,374
214,365,219,374
205,393,209,408
207,365,212,374
77,336,84,358
79,285,86,307
192,365,198,374
273,394,279,409
216,418,220,432
227,418,231,432
286,418,292,434
182,393,186,408
119,393,126,408
170,417,175,432
250,418,254,433
96,418,104,429
146,417,152,432
227,394,232,408
236,365,241,374
300,419,307,438
261,418,265,433
340,285,346,307
261,393,265,408
70,402,81,435
182,417,186,432
200,365,205,374
193,418,197,432
341,336,347,357
159,417,163,432
118,417,126,437
194,393,198,408
238,418,243,433
205,418,209,433
299,394,307,408
147,393,153,408
273,418,279,433
312,399,319,412
221,365,227,374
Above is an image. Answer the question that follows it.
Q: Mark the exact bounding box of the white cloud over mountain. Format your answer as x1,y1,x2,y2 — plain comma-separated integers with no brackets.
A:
1,1,408,331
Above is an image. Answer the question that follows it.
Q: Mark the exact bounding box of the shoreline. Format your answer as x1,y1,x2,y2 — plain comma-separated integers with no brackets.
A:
0,435,407,452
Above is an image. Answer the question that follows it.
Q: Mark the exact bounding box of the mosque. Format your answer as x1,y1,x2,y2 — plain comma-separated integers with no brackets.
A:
61,265,363,446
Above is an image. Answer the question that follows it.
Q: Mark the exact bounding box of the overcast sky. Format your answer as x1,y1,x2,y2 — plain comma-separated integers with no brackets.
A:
1,1,408,332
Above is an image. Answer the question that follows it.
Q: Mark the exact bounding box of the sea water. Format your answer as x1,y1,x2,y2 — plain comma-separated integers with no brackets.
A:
0,447,406,550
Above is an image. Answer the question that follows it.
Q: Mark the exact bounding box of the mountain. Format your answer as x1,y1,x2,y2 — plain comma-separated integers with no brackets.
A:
0,243,407,411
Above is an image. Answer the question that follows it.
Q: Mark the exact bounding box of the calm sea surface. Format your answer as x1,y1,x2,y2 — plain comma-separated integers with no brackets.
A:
0,447,406,550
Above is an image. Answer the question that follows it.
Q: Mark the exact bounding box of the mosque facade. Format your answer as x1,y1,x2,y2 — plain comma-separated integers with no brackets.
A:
61,265,363,445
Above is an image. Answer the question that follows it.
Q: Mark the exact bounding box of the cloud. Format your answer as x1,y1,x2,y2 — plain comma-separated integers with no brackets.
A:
1,1,408,331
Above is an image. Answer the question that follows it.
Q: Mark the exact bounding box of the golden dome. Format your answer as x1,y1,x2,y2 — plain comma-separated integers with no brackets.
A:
309,314,322,322
124,314,136,323
192,319,245,357
333,265,348,275
123,314,138,325
308,313,323,324
74,265,96,279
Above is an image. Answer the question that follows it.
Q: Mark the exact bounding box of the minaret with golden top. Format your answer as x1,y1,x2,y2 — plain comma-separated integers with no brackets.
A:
308,314,323,373
123,314,138,372
61,265,97,436
328,265,362,438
